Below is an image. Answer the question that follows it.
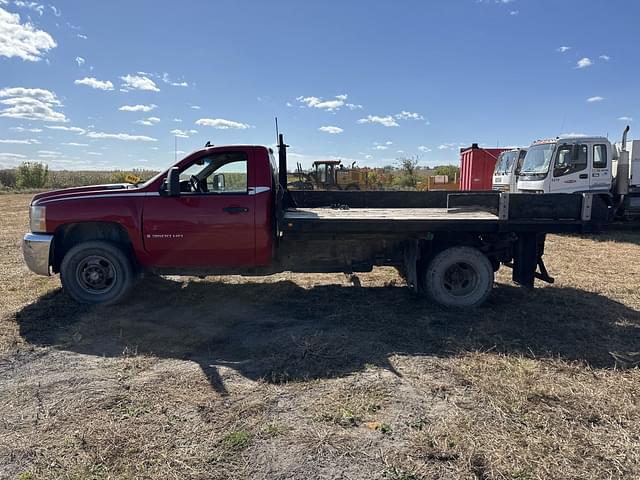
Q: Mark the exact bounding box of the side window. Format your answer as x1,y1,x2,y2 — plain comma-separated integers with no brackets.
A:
593,144,607,169
554,144,587,177
179,151,248,194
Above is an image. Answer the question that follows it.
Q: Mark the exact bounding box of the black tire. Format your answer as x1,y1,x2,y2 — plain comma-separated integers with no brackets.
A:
60,240,135,305
423,246,494,308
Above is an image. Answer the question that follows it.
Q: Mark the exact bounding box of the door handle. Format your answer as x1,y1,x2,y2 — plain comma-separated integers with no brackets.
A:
579,174,588,179
223,206,249,214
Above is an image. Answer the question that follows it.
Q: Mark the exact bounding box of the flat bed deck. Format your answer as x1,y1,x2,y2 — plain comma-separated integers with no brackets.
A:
282,207,502,234
281,191,609,234
284,207,497,221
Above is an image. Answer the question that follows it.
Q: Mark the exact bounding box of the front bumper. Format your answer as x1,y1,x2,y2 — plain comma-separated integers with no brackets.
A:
22,233,54,276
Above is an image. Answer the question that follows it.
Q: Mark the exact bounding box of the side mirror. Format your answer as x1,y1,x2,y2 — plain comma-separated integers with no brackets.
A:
167,167,180,197
213,173,225,191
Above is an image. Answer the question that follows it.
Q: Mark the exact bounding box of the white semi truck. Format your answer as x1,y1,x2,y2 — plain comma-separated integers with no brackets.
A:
492,148,528,192
517,127,640,219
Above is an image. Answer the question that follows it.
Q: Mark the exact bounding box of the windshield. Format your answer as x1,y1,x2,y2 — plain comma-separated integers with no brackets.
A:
520,144,555,175
494,151,518,175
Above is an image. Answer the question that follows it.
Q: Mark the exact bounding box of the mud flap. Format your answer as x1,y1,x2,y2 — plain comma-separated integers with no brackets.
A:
403,239,420,293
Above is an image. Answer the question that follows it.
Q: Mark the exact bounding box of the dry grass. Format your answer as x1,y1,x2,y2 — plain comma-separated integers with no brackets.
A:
0,193,639,479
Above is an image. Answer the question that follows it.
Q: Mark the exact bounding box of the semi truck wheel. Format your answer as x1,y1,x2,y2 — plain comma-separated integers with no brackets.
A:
60,241,135,305
423,246,494,308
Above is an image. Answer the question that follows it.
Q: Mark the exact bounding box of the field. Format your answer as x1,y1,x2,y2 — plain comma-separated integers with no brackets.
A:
1,193,639,479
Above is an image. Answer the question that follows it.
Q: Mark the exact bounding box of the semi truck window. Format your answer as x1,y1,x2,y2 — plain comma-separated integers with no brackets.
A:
593,144,607,168
554,144,587,177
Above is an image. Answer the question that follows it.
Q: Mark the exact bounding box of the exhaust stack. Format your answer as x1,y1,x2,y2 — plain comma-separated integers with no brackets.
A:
278,133,288,192
617,125,631,195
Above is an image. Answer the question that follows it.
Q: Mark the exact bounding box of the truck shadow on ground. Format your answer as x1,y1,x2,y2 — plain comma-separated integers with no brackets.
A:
15,275,640,394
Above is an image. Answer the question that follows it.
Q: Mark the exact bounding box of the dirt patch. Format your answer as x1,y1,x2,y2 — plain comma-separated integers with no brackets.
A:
1,193,639,479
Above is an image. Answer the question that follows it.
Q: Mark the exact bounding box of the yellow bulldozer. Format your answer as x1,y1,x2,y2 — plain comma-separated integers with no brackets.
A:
290,160,372,190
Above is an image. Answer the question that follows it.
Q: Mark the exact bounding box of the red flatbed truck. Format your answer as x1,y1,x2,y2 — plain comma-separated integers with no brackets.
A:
23,135,612,308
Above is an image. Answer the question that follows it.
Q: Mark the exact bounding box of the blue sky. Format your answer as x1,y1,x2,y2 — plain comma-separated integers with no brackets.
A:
1,0,638,171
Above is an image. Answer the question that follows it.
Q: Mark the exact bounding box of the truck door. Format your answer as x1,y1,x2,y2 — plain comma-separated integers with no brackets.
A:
511,149,527,191
590,143,612,192
142,149,256,268
549,143,590,193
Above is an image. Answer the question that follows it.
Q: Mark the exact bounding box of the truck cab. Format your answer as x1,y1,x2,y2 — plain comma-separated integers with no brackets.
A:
492,148,527,192
517,137,613,194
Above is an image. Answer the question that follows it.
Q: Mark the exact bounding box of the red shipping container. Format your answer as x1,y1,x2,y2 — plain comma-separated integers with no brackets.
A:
459,144,507,191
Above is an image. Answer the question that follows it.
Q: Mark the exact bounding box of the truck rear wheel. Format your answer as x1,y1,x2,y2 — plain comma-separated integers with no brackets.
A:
60,240,134,305
423,246,494,308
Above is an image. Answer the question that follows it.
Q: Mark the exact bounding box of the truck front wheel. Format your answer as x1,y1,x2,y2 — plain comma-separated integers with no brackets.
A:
423,246,494,308
60,241,134,305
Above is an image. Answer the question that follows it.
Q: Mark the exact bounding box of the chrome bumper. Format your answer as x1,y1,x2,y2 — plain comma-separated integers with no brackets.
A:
22,233,54,276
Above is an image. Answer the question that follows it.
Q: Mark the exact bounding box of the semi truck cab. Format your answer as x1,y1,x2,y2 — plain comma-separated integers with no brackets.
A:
517,137,614,194
492,148,527,192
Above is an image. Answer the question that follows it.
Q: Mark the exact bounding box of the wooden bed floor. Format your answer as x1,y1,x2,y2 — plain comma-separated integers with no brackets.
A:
284,207,498,221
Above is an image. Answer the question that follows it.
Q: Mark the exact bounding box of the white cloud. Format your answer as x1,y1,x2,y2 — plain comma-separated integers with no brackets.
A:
136,116,160,126
49,5,60,16
62,142,89,147
173,118,182,122
510,10,519,15
75,56,84,67
296,94,348,111
161,72,188,87
373,145,388,150
557,46,571,53
11,126,42,132
587,96,604,103
418,146,431,153
46,125,85,134
77,33,87,39
0,138,39,144
120,74,160,92
357,115,399,127
560,132,589,138
576,57,593,69
0,7,56,61
86,151,103,156
438,143,460,150
195,118,250,129
190,105,201,110
119,104,157,112
86,131,157,142
618,116,633,122
0,87,66,122
13,2,45,16
346,103,363,110
599,54,610,61
170,129,198,138
319,125,343,134
74,77,114,91
394,111,424,120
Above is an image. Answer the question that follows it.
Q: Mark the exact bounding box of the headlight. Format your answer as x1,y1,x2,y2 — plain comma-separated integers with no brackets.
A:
30,205,46,233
